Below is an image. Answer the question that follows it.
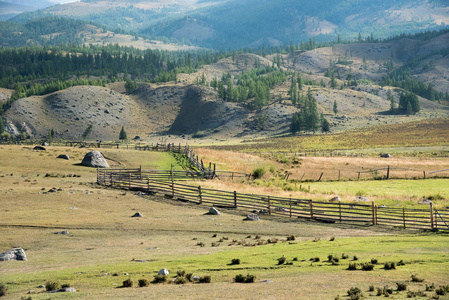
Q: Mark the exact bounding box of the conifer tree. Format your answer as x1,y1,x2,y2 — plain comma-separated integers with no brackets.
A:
119,126,127,140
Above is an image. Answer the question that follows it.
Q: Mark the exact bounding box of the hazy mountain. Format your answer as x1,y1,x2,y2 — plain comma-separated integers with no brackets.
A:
7,0,449,49
0,0,54,20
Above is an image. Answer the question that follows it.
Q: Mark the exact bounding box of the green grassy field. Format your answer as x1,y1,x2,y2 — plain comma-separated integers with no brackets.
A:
1,145,449,299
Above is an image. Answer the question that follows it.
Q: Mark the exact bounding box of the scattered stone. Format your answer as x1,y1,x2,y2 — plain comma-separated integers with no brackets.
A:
380,153,392,158
122,273,128,276
37,285,44,288
48,287,76,293
193,276,200,281
275,207,288,212
131,212,143,218
418,199,432,204
209,207,221,215
245,214,260,221
134,191,146,196
48,187,57,193
81,151,109,168
158,268,169,276
28,290,35,294
330,196,341,202
133,136,141,140
54,231,69,235
42,142,49,146
262,280,273,283
33,146,46,151
378,205,387,208
356,196,370,202
0,248,27,261
57,154,70,160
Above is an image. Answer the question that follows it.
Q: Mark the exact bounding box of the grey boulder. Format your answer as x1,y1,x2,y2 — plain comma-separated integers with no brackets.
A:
209,207,221,215
245,214,260,221
81,151,109,168
57,154,70,160
0,248,27,261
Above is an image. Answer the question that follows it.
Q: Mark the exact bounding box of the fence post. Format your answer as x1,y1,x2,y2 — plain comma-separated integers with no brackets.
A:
358,172,360,180
147,178,150,193
430,202,435,230
403,207,406,229
423,171,426,179
110,172,113,186
386,165,390,179
309,200,313,219
128,172,131,190
234,191,237,208
267,197,271,215
339,202,342,223
371,201,376,225
338,170,341,181
171,178,175,197
289,198,292,218
139,164,142,180
96,167,100,184
198,185,203,204
318,172,323,181
103,169,106,185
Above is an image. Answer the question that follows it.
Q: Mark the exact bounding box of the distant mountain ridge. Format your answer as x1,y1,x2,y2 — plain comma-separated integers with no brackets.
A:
0,0,54,21
5,0,449,49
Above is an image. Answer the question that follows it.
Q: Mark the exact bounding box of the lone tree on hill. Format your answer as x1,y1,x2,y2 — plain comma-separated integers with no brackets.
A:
82,124,93,141
399,92,420,114
119,126,127,140
333,100,338,115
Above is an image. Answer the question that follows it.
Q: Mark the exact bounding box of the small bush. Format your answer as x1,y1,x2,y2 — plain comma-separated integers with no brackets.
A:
396,282,407,291
212,234,217,237
152,275,167,284
252,167,266,179
361,263,374,271
293,257,298,261
370,258,378,264
234,274,255,283
268,238,279,244
376,287,382,296
348,263,358,270
328,255,334,262
310,257,320,262
369,285,375,292
196,242,205,247
286,235,296,241
122,278,133,288
231,258,241,265
61,283,71,288
341,253,349,259
198,276,211,283
255,235,261,239
185,273,193,282
138,279,149,287
347,287,362,297
0,283,7,297
174,277,188,284
45,281,60,291
383,286,393,295
426,283,435,291
411,274,424,282
176,270,186,277
384,262,396,270
352,256,358,261
277,256,286,265
397,259,405,266
330,236,335,241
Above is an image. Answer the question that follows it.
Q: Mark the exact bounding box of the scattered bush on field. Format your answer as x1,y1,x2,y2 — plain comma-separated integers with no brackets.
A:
152,275,167,284
198,276,211,283
370,258,378,264
426,283,435,291
61,283,71,288
361,263,374,271
231,258,241,265
45,281,60,291
411,274,424,282
341,253,349,259
369,285,375,292
234,274,256,283
352,255,358,261
185,273,193,282
384,262,396,270
174,276,188,284
286,235,296,241
252,167,266,179
347,287,363,299
277,256,286,265
138,279,149,287
347,263,358,270
397,259,405,266
0,283,7,297
122,278,133,288
330,236,335,241
396,282,407,291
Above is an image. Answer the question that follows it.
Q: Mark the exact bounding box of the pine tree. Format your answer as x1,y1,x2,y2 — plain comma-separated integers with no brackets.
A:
333,100,338,115
321,113,330,132
82,124,93,141
119,126,127,140
0,117,4,134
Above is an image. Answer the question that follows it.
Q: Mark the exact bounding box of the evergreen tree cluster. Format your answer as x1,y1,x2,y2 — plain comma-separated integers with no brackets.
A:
399,92,420,115
290,89,324,133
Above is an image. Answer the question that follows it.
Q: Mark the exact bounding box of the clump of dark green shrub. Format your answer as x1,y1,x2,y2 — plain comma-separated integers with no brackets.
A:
198,276,211,283
383,286,393,296
277,256,286,265
0,283,7,297
122,278,133,288
347,287,362,299
268,238,279,244
138,279,149,287
176,270,186,277
293,257,298,261
152,275,167,284
426,283,435,291
435,285,449,296
352,255,358,261
45,281,60,291
174,277,188,284
310,257,320,262
286,235,296,241
330,236,335,241
347,263,358,270
231,258,241,265
384,262,396,270
396,282,407,291
397,259,405,266
369,285,375,292
341,253,349,259
255,235,261,239
252,167,266,179
411,274,424,282
370,258,378,264
376,287,382,296
185,273,193,282
212,234,217,238
61,283,71,288
196,242,205,247
234,274,255,283
361,263,374,271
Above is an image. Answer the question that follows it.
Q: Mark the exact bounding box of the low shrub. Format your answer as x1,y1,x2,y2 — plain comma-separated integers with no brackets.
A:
396,282,407,291
196,242,205,247
376,287,382,296
0,283,7,297
347,287,362,298
45,281,60,291
231,258,241,265
435,285,449,296
397,259,405,266
361,263,374,271
176,270,186,277
347,263,358,270
268,238,279,244
277,256,286,265
138,279,149,287
174,277,188,284
330,236,335,241
341,253,349,259
384,262,396,270
152,275,167,284
310,257,320,262
426,283,435,291
352,256,358,261
293,257,298,261
122,278,133,288
369,285,375,292
370,258,378,264
198,276,211,284
411,274,424,282
286,235,296,241
185,273,193,282
383,286,393,295
252,167,266,179
234,274,255,283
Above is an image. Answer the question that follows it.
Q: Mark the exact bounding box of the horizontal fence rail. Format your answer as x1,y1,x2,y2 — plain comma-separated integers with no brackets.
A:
97,168,449,231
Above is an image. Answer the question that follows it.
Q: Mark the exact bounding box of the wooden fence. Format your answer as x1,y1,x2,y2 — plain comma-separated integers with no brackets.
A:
97,168,449,231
